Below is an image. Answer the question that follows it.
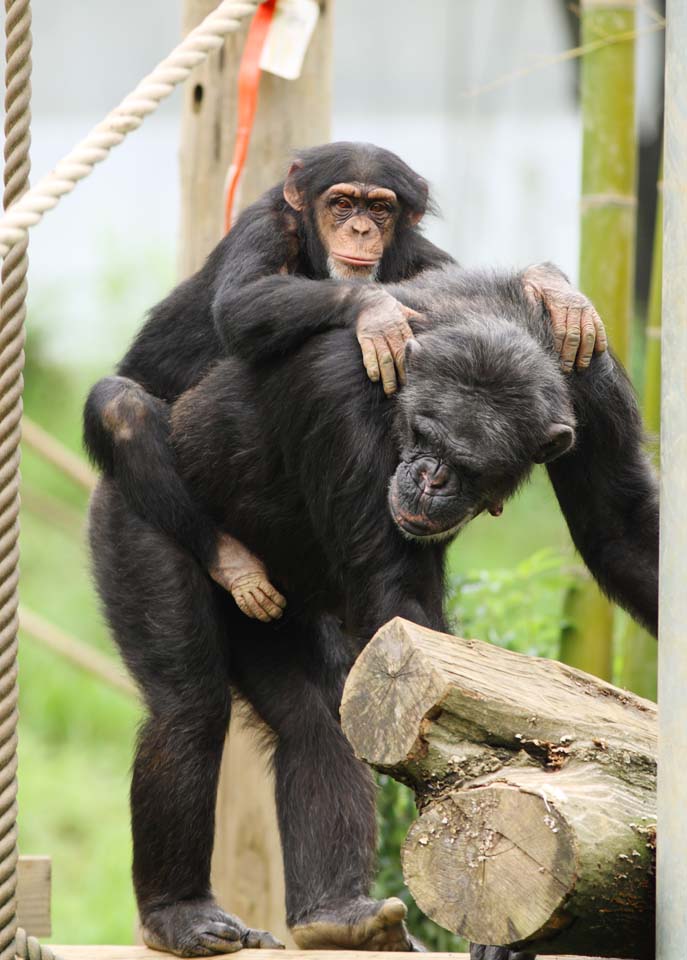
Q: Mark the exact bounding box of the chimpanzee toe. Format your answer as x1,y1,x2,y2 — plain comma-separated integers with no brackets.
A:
141,898,282,957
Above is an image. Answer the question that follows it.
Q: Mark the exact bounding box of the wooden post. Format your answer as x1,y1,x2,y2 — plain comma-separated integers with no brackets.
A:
342,618,657,959
178,0,333,943
657,3,687,956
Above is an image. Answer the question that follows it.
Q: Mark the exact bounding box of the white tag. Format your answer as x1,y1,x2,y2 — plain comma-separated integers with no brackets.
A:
259,0,320,81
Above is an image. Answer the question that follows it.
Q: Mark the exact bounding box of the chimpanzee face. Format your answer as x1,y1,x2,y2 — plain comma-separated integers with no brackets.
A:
312,182,400,281
284,158,425,282
388,327,575,543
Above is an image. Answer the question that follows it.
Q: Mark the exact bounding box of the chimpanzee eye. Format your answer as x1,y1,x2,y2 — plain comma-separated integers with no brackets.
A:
369,201,389,215
334,197,353,211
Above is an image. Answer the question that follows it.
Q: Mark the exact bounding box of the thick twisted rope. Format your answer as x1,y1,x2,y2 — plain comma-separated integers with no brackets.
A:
0,0,259,258
0,0,31,954
0,2,257,956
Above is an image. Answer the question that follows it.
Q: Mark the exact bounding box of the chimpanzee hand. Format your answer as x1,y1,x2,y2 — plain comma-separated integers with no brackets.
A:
209,532,286,622
356,291,423,395
522,263,608,372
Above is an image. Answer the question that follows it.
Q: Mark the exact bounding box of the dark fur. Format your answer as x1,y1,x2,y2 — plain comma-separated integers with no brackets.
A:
89,263,658,957
83,143,452,568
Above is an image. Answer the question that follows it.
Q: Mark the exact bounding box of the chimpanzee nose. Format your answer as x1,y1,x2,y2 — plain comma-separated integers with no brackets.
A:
351,216,370,235
427,463,450,489
414,459,451,493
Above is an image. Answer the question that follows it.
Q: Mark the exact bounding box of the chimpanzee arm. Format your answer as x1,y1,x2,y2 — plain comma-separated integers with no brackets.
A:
84,195,293,564
214,275,372,362
546,351,659,636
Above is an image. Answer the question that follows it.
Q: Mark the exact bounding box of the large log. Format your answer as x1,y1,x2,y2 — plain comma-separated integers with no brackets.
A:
340,618,657,959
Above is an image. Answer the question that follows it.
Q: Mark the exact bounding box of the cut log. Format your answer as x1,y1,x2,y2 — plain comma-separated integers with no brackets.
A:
340,618,657,959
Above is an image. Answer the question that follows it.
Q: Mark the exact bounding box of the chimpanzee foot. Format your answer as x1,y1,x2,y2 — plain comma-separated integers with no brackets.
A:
291,896,424,951
141,897,284,957
470,946,534,960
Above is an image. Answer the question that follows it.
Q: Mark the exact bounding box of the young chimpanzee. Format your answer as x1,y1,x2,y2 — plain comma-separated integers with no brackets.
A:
84,142,605,625
89,262,657,958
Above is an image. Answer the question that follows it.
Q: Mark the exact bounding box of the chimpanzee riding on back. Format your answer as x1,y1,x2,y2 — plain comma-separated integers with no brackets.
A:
90,261,658,959
84,143,648,960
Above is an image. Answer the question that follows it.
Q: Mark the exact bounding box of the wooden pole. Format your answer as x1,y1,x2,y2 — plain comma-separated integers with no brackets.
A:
657,3,687,956
178,0,332,943
561,0,637,681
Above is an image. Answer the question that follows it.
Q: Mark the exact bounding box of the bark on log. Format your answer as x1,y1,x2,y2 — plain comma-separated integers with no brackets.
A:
340,618,657,959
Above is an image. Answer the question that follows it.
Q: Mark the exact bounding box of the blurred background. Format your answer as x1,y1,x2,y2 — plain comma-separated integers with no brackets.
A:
3,0,664,948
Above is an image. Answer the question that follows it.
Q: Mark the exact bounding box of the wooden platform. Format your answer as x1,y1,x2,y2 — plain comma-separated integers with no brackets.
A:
51,948,620,960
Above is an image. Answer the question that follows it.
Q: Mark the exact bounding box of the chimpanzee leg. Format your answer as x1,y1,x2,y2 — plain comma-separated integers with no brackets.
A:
547,352,659,636
89,481,281,957
231,615,420,951
470,947,534,960
84,376,218,567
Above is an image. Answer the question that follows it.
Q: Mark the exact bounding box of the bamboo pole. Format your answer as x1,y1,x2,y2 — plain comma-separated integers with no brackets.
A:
657,3,687,956
643,158,663,446
560,0,637,680
617,156,663,700
179,1,332,943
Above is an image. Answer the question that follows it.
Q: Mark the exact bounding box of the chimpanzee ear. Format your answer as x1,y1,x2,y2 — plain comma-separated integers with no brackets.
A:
534,423,575,464
407,178,429,226
283,160,305,211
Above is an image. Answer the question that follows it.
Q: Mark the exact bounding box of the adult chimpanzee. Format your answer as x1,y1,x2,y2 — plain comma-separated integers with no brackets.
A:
84,142,605,626
89,259,657,958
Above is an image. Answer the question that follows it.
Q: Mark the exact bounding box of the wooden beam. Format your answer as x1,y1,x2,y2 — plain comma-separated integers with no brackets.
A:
179,0,333,943
17,856,50,938
22,416,96,492
50,950,618,960
342,618,657,959
19,606,137,699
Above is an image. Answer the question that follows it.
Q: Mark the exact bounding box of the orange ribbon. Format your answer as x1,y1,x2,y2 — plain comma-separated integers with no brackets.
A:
223,0,277,233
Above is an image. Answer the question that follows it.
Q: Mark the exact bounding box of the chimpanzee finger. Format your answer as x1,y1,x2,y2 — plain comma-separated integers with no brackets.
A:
236,592,270,623
575,308,598,369
591,306,608,353
376,340,398,396
548,302,567,355
262,583,287,609
359,337,380,382
388,334,408,386
254,588,285,620
560,307,582,372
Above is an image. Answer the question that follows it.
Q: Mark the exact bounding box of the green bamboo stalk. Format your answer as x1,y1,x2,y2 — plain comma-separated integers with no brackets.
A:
560,0,637,678
643,156,663,444
616,156,662,700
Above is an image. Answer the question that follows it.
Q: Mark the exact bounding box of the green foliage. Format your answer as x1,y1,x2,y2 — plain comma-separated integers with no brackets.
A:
447,548,573,657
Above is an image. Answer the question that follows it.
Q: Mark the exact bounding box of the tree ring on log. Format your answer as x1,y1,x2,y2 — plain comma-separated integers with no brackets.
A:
340,618,451,768
402,784,577,947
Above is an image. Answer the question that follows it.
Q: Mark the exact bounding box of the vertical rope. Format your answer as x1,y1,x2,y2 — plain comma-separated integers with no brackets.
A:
0,1,30,958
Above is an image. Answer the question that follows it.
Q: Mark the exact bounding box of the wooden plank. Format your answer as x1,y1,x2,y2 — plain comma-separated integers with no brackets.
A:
17,855,50,938
179,0,333,944
51,949,618,960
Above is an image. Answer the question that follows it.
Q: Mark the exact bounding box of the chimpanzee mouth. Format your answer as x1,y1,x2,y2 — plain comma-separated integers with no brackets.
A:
388,482,471,543
392,511,472,543
330,252,379,266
